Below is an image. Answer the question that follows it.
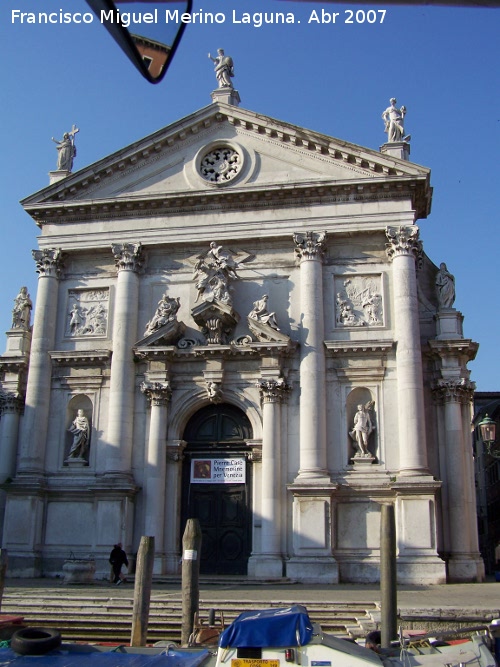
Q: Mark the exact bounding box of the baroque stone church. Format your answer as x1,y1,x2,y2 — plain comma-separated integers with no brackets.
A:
0,78,484,583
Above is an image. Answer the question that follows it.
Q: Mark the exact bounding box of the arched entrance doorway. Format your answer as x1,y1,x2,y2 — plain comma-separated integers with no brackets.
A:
181,404,252,575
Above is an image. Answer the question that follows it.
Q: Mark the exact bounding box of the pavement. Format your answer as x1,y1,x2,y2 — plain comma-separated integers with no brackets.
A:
4,576,500,617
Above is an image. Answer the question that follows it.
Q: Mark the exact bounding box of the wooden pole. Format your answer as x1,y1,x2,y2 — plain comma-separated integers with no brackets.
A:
130,536,155,647
380,503,398,648
181,518,202,646
0,549,7,611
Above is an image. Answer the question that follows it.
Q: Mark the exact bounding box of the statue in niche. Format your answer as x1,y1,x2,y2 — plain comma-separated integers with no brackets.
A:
68,409,90,460
11,286,32,330
144,294,180,335
51,125,79,171
435,262,456,309
248,295,280,330
381,98,410,143
208,48,234,89
193,242,239,305
349,401,375,458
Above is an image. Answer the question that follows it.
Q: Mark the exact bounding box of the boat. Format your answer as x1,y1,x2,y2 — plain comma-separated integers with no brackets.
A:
0,605,497,666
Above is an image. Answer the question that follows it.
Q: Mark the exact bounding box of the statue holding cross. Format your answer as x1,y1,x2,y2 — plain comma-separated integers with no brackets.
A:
52,124,79,172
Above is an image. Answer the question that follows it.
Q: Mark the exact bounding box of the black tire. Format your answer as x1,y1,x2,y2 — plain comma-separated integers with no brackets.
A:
11,626,62,655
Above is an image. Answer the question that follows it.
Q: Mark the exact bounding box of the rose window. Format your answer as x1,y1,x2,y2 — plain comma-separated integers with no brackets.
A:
199,147,241,184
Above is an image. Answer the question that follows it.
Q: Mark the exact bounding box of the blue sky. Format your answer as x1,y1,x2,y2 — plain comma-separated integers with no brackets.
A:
1,0,498,389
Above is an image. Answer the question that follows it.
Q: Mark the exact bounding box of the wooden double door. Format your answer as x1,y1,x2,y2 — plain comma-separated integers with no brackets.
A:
181,404,252,575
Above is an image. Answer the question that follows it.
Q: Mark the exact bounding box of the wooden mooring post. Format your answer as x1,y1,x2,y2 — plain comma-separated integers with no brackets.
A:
0,549,7,611
181,519,202,646
380,503,398,648
130,536,155,647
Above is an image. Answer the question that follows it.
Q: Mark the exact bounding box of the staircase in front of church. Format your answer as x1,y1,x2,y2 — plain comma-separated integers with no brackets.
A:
0,590,379,644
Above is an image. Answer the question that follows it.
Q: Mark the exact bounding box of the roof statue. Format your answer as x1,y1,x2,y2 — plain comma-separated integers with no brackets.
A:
51,124,79,172
381,98,411,143
208,49,234,89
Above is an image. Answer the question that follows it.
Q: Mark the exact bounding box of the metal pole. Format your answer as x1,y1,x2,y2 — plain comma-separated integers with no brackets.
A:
181,518,202,645
380,503,397,647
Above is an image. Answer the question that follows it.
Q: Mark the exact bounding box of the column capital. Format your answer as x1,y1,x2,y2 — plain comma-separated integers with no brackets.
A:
32,248,64,278
385,225,423,264
0,391,24,415
141,381,171,406
111,242,145,273
166,439,186,462
293,231,327,263
258,377,290,404
432,378,475,405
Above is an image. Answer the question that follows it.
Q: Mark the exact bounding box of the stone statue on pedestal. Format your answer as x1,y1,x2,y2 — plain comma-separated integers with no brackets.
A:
435,262,456,309
11,286,32,330
381,98,410,143
208,49,234,89
52,125,79,171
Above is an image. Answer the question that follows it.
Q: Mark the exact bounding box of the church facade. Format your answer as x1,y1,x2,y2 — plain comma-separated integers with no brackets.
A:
0,86,484,583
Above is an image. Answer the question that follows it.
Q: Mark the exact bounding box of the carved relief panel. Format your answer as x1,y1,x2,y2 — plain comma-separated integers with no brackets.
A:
334,274,384,328
65,289,109,338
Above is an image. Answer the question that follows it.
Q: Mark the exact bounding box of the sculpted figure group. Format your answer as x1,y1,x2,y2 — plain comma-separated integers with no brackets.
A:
194,242,239,305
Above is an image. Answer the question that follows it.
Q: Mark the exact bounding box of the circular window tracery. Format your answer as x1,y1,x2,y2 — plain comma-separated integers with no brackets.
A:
199,146,241,184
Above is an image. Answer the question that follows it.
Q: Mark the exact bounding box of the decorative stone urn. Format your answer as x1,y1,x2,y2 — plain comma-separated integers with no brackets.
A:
62,556,96,584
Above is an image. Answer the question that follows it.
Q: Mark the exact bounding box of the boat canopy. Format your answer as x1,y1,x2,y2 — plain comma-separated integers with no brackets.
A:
218,605,314,648
0,647,211,666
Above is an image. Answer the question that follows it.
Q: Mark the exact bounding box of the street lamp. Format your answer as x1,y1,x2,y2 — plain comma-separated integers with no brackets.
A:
478,414,499,458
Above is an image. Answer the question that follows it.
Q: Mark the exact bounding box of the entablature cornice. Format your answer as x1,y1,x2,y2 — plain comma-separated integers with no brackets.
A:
49,350,112,367
325,340,393,355
134,340,296,363
25,176,431,227
427,339,479,362
0,356,30,374
325,340,393,381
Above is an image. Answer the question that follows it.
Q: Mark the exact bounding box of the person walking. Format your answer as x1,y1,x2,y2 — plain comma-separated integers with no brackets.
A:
109,542,128,585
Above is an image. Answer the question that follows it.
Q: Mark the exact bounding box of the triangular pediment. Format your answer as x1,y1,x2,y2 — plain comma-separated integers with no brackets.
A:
22,102,431,219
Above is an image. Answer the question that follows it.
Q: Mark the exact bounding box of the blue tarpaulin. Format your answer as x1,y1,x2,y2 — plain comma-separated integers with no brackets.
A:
0,647,211,667
218,605,314,648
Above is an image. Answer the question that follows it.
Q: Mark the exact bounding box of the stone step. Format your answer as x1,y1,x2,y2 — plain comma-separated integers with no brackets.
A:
0,595,378,643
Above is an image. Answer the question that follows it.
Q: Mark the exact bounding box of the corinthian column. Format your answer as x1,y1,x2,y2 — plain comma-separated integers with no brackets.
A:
250,377,289,578
141,381,171,573
432,379,484,581
105,243,144,475
293,231,329,481
0,393,24,534
18,249,64,474
385,226,427,473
